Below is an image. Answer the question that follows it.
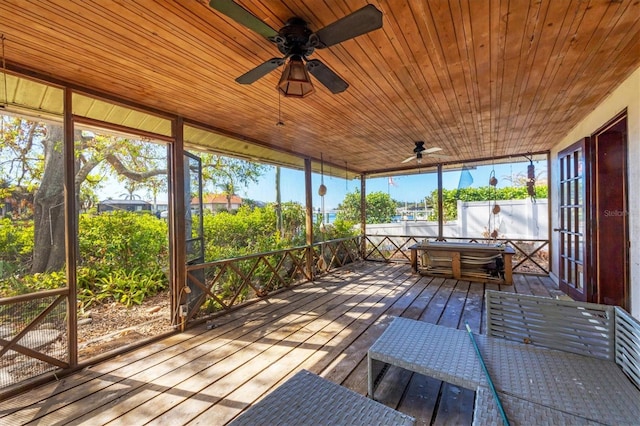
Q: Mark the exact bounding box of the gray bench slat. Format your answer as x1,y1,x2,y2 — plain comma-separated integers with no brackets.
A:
615,307,640,390
486,291,614,360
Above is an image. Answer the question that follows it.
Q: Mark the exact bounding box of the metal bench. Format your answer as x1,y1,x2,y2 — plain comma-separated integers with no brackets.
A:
368,290,640,425
229,369,415,426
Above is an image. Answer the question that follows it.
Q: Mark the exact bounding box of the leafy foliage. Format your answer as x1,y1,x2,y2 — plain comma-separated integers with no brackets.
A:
428,185,549,221
314,218,358,241
92,268,167,307
199,154,269,210
0,218,34,274
0,271,67,297
202,202,312,261
74,211,169,306
336,189,397,224
79,211,169,273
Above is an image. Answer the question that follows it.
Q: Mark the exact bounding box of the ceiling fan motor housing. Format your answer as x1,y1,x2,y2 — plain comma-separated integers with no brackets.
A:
273,18,316,57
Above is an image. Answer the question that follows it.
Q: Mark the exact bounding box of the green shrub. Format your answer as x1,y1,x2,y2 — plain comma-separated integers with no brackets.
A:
0,218,34,276
428,185,549,221
79,211,168,274
76,211,169,306
203,205,280,260
314,218,358,242
0,270,67,297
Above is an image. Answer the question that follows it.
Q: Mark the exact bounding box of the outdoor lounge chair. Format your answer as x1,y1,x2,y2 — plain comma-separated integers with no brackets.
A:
368,290,640,425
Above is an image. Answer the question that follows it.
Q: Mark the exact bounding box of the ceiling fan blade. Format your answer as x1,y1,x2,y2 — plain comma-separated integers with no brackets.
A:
401,155,415,164
209,0,278,39
314,4,383,48
235,58,285,84
424,147,443,154
427,153,451,159
306,60,348,94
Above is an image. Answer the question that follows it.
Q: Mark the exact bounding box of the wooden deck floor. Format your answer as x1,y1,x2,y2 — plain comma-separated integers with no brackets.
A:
0,261,563,425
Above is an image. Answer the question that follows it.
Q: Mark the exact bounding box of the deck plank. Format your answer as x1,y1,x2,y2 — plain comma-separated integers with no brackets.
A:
1,263,561,426
182,264,416,425
92,263,400,425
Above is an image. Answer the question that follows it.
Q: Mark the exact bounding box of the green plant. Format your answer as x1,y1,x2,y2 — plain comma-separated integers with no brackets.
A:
78,211,169,274
94,268,167,307
314,218,358,242
0,270,67,297
336,190,397,224
0,218,34,277
428,185,549,221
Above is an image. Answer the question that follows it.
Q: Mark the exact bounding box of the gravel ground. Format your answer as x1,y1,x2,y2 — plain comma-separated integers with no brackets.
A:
77,291,174,359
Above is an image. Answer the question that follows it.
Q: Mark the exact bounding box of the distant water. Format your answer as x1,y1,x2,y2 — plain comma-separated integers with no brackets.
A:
319,213,419,223
317,212,337,223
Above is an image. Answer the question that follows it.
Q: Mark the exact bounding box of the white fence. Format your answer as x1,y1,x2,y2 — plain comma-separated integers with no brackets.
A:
366,199,548,240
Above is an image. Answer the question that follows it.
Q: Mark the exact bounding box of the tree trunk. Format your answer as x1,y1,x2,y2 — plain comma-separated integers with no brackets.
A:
31,125,66,273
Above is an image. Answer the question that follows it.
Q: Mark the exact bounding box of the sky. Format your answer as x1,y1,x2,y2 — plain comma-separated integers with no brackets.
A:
94,142,545,212
1,113,546,214
240,159,544,211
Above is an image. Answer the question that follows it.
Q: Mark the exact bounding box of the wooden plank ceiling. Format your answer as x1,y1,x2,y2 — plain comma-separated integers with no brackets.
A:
1,0,638,175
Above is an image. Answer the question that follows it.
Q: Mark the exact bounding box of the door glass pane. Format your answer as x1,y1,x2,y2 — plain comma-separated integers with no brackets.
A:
577,264,584,290
569,264,575,288
578,177,583,205
568,180,574,204
558,144,586,298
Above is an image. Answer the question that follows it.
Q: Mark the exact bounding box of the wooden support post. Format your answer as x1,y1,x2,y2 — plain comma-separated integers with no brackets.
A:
63,88,78,366
171,118,187,330
304,158,314,280
503,250,514,285
360,175,366,258
437,164,443,240
451,252,461,279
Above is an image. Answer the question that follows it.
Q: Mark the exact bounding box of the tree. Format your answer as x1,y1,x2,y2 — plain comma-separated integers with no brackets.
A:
216,181,235,211
200,154,269,210
32,125,66,272
1,118,168,273
336,189,397,224
1,114,270,274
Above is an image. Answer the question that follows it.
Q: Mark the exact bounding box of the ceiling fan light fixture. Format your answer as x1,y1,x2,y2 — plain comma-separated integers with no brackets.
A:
277,56,315,98
416,152,423,164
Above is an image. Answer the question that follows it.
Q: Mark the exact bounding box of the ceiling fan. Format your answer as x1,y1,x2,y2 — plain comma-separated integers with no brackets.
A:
401,141,448,164
208,1,383,97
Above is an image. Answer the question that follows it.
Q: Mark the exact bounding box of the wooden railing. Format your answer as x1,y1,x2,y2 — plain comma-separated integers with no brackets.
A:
363,234,549,275
183,236,362,324
0,233,548,393
0,288,70,390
